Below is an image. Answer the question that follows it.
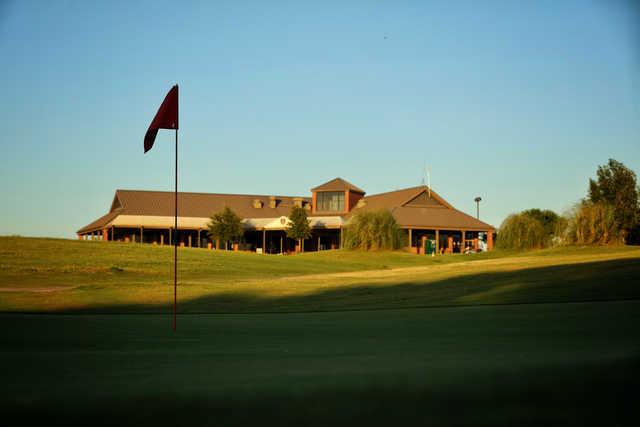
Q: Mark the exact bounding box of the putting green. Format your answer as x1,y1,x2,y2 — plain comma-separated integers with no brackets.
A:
2,300,639,425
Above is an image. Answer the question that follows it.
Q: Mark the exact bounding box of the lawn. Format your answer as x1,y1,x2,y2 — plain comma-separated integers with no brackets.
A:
1,237,639,425
2,301,639,425
1,236,639,312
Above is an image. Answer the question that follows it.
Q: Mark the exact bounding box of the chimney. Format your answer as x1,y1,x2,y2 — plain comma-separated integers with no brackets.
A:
269,196,277,209
252,199,263,208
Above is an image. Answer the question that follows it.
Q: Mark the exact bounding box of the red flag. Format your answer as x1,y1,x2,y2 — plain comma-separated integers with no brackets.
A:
144,85,179,153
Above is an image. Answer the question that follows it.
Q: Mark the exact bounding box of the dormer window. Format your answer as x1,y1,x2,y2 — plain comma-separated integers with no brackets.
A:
316,191,345,212
311,178,365,214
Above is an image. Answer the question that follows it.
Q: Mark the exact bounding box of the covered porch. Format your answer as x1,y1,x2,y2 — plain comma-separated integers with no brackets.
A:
406,228,494,254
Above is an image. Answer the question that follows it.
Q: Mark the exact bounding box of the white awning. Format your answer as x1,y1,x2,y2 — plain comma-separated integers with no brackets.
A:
107,215,345,230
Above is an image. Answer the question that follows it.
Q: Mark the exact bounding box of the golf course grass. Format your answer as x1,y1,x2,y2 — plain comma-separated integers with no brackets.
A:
1,237,639,425
1,236,640,312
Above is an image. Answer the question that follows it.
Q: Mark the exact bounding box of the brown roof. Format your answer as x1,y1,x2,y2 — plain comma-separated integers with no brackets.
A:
77,210,121,234
349,185,495,231
78,184,494,234
77,189,310,233
311,177,365,194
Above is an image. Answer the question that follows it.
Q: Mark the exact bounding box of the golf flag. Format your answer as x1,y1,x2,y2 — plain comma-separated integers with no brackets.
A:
143,84,180,332
144,85,179,153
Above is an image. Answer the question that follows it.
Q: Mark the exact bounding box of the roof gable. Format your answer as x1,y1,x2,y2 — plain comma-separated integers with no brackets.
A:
403,190,445,208
110,193,123,212
311,178,365,194
399,187,453,209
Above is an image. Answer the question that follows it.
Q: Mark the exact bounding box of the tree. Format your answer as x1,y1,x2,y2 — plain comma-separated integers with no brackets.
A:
521,209,562,240
588,159,639,240
343,209,403,250
565,201,621,245
496,212,547,250
207,206,244,250
286,205,311,252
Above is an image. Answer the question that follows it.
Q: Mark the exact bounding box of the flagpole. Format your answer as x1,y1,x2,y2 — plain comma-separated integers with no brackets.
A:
174,127,178,332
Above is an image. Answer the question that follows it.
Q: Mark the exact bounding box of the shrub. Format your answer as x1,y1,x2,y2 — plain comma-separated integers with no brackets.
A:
343,210,403,250
497,212,548,250
565,202,623,245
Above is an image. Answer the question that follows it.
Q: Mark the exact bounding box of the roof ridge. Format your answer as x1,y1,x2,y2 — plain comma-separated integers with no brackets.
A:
311,177,365,193
116,189,309,199
364,185,426,198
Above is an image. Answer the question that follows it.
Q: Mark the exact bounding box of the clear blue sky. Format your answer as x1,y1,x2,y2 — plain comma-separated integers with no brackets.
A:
1,0,638,238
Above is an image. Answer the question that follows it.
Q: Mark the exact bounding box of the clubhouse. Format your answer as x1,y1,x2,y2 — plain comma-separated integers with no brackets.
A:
77,177,495,254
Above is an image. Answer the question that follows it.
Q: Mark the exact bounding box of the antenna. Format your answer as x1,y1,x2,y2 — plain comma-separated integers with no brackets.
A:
426,166,432,198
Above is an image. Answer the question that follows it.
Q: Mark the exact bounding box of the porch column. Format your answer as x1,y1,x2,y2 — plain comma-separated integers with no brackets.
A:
474,237,478,251
160,233,164,246
111,226,115,242
197,229,201,248
103,229,108,241
262,229,266,255
461,230,466,252
317,236,321,251
435,229,439,254
447,235,453,254
487,231,494,250
408,228,412,249
216,239,220,250
140,227,143,244
188,234,192,247
280,236,283,254
77,234,83,240
169,228,172,246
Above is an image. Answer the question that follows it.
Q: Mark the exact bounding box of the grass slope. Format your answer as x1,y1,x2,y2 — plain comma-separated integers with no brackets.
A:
1,236,640,312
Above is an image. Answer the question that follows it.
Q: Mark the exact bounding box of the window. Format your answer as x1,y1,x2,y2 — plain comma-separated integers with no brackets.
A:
316,191,345,212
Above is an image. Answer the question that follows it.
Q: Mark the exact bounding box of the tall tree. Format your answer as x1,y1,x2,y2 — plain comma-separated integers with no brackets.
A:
588,159,639,239
286,205,311,252
207,206,244,250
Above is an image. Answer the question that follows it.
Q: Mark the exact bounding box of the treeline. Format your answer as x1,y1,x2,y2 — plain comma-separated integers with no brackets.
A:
498,159,640,249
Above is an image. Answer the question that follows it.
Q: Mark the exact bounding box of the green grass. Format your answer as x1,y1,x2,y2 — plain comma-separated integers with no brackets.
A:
1,236,639,312
2,301,639,425
1,236,639,424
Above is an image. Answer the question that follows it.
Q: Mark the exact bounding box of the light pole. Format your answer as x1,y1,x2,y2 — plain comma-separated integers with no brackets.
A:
474,196,482,220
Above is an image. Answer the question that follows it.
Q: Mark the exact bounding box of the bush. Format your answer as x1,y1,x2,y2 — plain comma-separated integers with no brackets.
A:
497,213,548,250
564,202,623,245
343,210,404,250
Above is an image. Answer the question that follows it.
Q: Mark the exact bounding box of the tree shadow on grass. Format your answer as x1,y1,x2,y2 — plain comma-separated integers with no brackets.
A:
56,258,640,314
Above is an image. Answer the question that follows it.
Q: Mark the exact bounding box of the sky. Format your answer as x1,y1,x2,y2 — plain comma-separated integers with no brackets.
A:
1,0,639,238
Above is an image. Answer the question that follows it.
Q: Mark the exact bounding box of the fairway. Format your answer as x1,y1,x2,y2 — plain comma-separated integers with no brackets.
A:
2,300,639,425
